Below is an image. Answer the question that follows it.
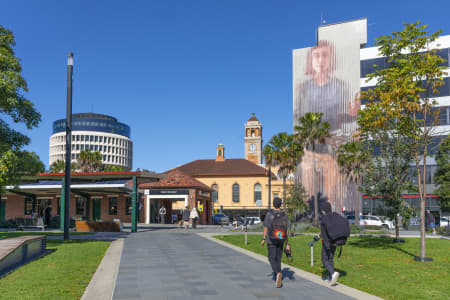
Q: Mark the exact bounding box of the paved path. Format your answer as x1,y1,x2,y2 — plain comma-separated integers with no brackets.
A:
113,231,356,300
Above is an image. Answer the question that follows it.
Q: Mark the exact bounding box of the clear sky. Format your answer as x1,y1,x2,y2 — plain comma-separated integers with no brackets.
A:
1,0,449,172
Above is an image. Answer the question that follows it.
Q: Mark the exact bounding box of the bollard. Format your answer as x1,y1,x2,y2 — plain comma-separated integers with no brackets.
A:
310,245,314,266
245,230,248,245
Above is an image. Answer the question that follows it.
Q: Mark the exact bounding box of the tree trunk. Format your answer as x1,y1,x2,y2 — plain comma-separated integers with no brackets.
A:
395,214,400,240
355,188,360,226
421,148,428,260
313,151,318,225
283,176,287,202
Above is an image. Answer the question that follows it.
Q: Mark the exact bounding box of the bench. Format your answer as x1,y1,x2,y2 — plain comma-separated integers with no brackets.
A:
17,217,47,232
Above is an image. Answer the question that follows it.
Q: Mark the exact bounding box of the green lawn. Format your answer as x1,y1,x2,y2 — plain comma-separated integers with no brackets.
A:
0,231,92,239
0,239,110,299
215,235,450,300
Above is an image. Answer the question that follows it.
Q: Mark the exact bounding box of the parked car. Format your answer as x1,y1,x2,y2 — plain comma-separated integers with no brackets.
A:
247,217,261,225
213,213,229,225
347,215,394,230
440,217,450,227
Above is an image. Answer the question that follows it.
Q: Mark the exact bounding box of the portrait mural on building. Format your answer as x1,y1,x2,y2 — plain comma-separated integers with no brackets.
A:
293,19,367,213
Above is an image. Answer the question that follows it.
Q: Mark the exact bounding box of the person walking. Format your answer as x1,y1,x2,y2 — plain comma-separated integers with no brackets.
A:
190,207,199,229
159,205,166,224
260,197,290,288
320,202,341,286
426,210,436,235
182,206,190,230
44,205,52,226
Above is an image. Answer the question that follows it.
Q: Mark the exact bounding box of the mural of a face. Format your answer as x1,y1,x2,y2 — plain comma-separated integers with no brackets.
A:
311,45,331,76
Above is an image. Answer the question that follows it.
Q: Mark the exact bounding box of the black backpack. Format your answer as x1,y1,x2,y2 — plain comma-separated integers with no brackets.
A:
322,212,350,249
269,211,287,245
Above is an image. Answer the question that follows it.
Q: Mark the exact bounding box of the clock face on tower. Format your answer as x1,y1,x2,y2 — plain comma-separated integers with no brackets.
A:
249,144,256,153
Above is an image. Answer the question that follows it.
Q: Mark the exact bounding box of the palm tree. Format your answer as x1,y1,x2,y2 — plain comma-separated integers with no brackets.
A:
49,159,77,173
266,132,304,202
337,141,369,227
78,150,102,172
294,112,330,225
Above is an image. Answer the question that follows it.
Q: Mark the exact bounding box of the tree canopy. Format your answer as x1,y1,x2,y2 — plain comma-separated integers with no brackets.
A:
0,26,43,192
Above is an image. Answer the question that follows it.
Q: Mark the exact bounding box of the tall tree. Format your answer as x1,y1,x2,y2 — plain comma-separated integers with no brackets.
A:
77,150,102,172
358,22,447,260
49,159,77,173
266,132,304,201
294,112,330,225
337,141,369,226
0,26,42,192
435,136,450,212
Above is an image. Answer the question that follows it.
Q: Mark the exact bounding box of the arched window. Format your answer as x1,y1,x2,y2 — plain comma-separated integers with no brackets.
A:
254,183,262,202
232,184,240,202
211,184,218,202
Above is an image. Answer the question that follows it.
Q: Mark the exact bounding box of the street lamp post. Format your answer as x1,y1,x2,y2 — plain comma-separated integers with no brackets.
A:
64,52,73,240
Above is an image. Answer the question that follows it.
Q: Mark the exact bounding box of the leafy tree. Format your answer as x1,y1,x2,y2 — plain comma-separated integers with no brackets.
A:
283,183,308,235
0,26,42,193
337,141,369,226
102,164,126,172
294,112,330,225
77,149,102,172
435,136,450,212
359,131,417,239
358,22,447,259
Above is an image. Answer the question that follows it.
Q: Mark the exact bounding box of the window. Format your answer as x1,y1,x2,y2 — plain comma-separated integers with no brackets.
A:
109,197,118,215
211,184,218,202
99,145,103,151
94,145,98,151
76,197,85,215
95,136,98,142
126,197,132,215
24,197,33,215
76,135,80,141
99,136,103,143
81,144,85,150
76,144,79,150
232,184,240,202
254,183,262,202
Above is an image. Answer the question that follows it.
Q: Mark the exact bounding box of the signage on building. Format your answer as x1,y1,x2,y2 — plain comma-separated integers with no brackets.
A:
199,205,204,212
256,200,262,207
148,189,189,195
198,190,209,197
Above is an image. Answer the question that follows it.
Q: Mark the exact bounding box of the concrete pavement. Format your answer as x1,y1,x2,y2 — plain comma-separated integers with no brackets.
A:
112,230,365,300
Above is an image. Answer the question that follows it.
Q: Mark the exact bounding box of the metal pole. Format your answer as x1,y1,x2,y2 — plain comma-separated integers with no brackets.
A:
60,178,65,231
310,245,314,266
268,166,272,211
131,176,137,232
64,52,73,240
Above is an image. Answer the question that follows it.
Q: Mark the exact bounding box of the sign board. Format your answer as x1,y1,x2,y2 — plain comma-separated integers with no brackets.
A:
198,205,204,212
149,189,189,195
256,200,262,207
144,190,149,195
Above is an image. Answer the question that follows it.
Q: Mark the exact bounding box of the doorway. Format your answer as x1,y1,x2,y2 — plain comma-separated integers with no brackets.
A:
93,198,101,221
0,199,5,222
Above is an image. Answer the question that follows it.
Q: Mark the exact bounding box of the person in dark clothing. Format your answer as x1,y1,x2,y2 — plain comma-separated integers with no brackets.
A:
426,210,436,235
260,197,290,288
44,205,52,226
320,202,339,285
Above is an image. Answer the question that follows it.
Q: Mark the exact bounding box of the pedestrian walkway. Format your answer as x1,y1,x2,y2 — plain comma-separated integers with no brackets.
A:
112,231,357,300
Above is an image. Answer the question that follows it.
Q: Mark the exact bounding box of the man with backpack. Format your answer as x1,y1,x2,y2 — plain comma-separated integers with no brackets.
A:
320,202,350,286
260,197,290,288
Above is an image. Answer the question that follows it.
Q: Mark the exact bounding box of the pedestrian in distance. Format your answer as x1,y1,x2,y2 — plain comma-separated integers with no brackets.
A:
320,202,350,286
159,205,167,224
190,206,199,229
426,210,436,235
260,197,290,288
182,206,190,230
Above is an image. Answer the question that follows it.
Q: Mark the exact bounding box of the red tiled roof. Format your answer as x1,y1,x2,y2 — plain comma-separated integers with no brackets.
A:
172,159,268,176
139,169,213,191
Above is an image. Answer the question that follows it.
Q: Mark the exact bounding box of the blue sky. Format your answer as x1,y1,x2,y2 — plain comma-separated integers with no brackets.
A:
1,0,449,172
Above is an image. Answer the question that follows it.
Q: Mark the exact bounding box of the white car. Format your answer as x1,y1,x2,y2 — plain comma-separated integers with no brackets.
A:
247,217,261,225
440,217,450,227
347,215,394,230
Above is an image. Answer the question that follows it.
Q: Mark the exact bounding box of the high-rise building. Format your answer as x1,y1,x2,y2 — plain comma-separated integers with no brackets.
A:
49,113,133,170
293,19,449,215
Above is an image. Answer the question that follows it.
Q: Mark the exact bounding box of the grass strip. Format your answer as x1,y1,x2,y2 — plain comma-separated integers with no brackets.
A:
0,231,93,239
215,235,450,300
0,239,110,299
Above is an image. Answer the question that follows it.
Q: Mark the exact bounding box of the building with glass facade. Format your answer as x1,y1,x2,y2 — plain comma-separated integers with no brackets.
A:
49,113,133,170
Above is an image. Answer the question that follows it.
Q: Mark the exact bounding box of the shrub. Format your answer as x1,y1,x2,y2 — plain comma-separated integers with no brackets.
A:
437,226,450,236
86,221,120,232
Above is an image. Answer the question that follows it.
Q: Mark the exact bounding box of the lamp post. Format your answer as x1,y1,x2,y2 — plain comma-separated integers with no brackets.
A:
64,52,73,240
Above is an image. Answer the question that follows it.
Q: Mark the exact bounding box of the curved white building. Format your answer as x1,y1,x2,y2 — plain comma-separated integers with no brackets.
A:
49,113,133,170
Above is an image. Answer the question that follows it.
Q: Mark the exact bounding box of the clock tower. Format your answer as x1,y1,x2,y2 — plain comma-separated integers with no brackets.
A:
245,113,262,165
